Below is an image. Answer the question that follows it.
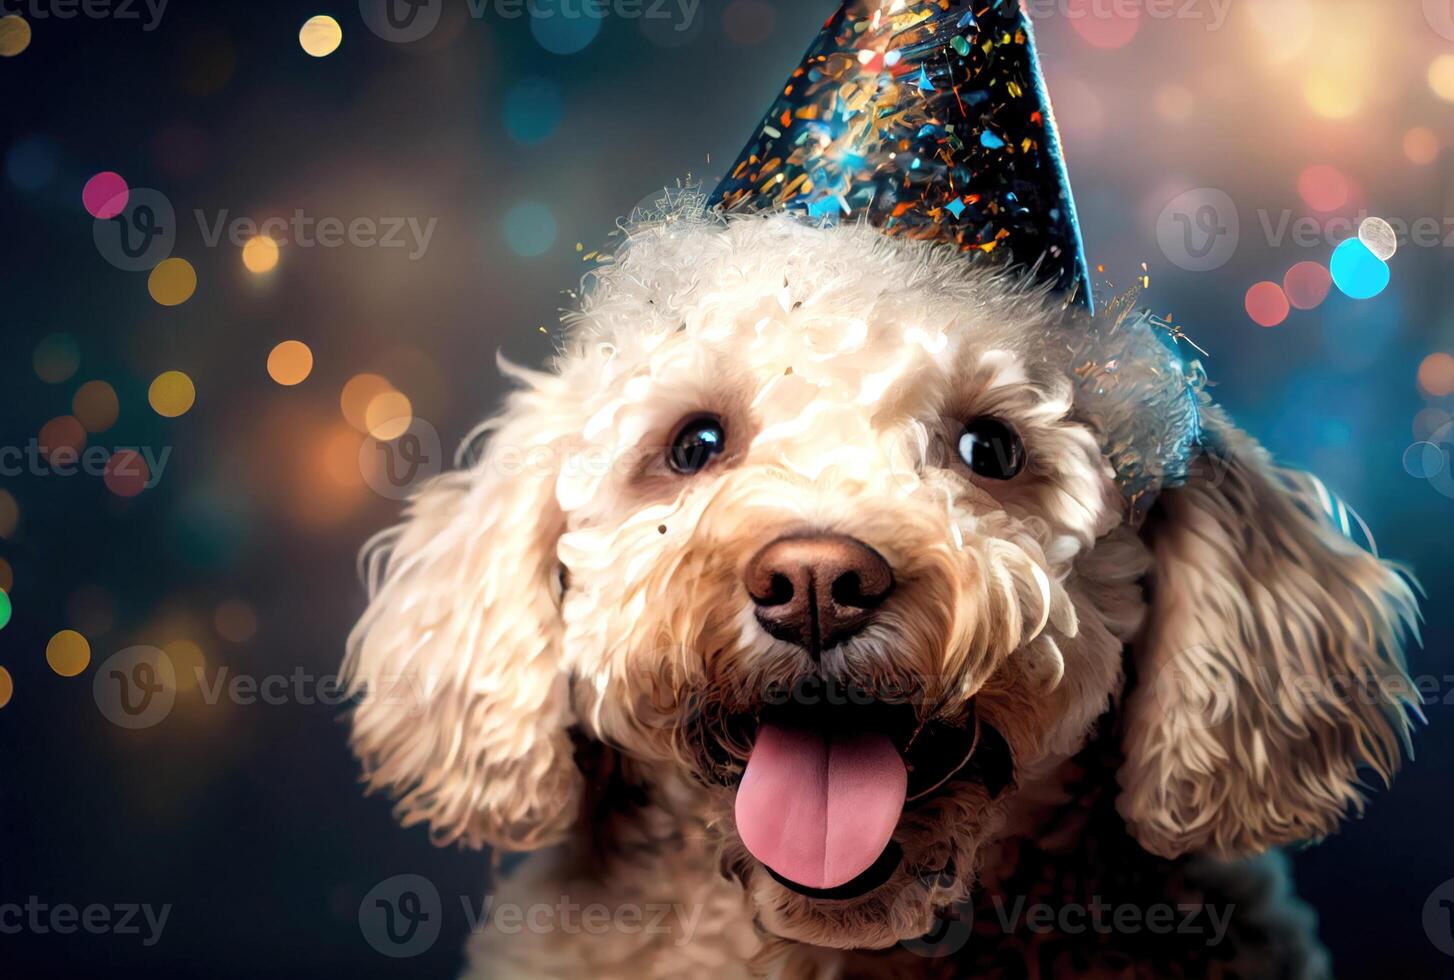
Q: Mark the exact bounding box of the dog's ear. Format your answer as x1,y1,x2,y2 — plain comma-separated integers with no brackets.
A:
344,373,581,852
1117,404,1420,859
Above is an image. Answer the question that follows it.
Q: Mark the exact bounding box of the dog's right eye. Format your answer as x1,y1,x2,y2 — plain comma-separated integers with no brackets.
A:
668,415,726,475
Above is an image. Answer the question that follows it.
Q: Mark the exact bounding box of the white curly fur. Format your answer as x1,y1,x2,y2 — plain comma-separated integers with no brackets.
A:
343,214,1419,977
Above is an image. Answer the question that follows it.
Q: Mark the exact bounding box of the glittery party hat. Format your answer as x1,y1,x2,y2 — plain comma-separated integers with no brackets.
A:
711,0,1093,309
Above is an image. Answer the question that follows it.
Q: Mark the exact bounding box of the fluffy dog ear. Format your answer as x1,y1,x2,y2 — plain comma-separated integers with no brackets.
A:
344,377,581,851
1117,404,1420,859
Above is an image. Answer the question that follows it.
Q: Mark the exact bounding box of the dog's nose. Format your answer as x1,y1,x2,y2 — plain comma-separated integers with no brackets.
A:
744,534,895,654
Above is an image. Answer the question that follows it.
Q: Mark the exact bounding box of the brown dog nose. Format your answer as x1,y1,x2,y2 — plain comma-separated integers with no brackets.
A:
744,534,895,654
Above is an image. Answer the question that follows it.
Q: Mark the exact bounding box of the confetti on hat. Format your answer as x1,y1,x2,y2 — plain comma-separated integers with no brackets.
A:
711,0,1093,309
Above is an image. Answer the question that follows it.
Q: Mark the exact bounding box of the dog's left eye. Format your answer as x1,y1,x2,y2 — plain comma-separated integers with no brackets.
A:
957,418,1025,480
668,415,726,474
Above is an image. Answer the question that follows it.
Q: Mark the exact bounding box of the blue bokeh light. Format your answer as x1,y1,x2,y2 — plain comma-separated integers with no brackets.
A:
504,79,565,144
6,136,58,191
502,201,558,257
530,2,603,54
1329,237,1390,300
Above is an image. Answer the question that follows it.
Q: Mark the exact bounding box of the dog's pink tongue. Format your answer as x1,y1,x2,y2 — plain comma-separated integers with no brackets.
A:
735,723,906,890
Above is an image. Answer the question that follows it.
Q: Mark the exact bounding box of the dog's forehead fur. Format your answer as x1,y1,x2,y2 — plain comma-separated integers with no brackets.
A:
538,214,1201,524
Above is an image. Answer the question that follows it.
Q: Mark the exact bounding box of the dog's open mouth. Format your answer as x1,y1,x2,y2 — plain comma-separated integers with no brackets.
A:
733,699,1003,900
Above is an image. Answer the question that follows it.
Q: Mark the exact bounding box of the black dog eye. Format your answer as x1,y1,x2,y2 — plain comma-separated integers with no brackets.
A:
957,418,1025,480
668,415,726,474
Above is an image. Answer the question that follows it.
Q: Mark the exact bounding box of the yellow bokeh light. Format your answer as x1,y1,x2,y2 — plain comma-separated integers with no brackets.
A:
148,257,198,306
72,380,120,433
0,666,11,709
46,630,91,678
0,557,12,593
1302,67,1362,120
0,15,31,57
1431,56,1454,104
341,373,395,431
149,370,197,418
1153,85,1194,123
299,15,342,57
0,489,17,539
267,340,314,386
164,640,206,692
242,235,281,274
365,390,413,441
1405,127,1440,166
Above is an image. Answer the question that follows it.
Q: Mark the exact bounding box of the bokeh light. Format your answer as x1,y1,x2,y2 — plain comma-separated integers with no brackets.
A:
0,590,10,631
0,557,12,592
1329,238,1389,300
504,79,565,145
33,332,79,384
1428,55,1454,103
1245,281,1291,327
365,390,413,441
503,201,557,257
46,629,91,677
82,171,129,219
1066,0,1139,49
149,370,197,418
149,257,198,306
1415,407,1451,442
1282,261,1332,310
104,450,151,497
0,490,16,538
0,14,31,57
1419,353,1454,398
341,373,395,431
73,380,120,433
1404,127,1440,166
530,1,601,54
215,599,257,643
1153,85,1195,123
299,15,343,57
38,416,87,465
164,640,206,692
1404,442,1446,480
242,235,281,274
1302,65,1362,120
267,341,314,386
7,135,58,191
0,666,11,709
1297,164,1349,212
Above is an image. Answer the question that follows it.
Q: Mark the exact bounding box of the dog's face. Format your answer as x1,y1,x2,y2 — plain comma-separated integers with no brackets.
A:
346,216,1418,951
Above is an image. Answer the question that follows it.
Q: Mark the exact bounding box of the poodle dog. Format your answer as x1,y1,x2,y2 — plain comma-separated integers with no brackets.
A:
344,213,1419,978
